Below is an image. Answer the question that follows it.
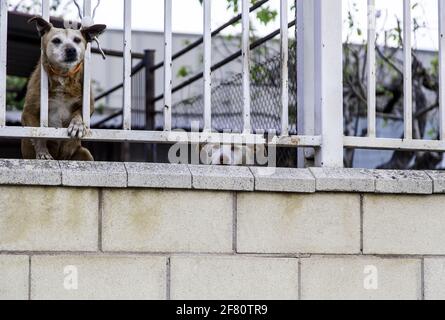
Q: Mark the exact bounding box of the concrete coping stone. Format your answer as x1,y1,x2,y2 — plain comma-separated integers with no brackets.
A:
0,159,61,186
60,161,127,188
0,159,440,194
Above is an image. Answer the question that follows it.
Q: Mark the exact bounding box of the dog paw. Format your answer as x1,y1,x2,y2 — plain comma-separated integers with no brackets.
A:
36,151,54,160
68,119,86,139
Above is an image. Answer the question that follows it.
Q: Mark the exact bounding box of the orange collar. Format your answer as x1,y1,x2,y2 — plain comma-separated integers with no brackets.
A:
48,62,83,78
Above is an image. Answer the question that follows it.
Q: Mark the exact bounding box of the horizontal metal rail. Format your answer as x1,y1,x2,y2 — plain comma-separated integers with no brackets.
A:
94,47,144,59
344,136,445,152
0,126,321,147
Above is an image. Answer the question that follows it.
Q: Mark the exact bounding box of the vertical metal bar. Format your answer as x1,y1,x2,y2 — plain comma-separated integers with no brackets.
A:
367,0,376,138
0,0,7,127
203,0,212,132
144,50,156,132
314,0,343,167
123,0,132,130
281,0,289,136
297,0,316,168
83,0,92,129
144,50,156,162
164,0,172,131
242,0,251,133
40,0,50,127
439,0,445,140
403,0,413,140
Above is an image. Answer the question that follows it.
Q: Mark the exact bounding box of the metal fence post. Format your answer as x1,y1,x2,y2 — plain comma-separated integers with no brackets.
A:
297,0,316,168
0,0,7,127
314,0,344,167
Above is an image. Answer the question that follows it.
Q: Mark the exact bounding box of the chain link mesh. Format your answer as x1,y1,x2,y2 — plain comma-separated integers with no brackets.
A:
170,42,298,166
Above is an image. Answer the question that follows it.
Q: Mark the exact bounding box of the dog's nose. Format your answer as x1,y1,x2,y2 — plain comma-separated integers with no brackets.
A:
65,47,77,60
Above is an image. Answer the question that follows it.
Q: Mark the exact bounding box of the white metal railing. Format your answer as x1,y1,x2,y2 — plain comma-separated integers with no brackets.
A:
82,0,92,129
3,0,444,167
40,0,49,128
439,0,445,140
0,0,322,154
343,0,445,154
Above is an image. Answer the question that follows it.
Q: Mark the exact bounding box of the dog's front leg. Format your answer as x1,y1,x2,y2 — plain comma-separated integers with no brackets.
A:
22,110,54,160
68,112,87,139
32,139,53,160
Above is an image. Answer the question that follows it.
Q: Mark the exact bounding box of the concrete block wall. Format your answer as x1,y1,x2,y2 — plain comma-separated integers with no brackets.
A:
0,160,445,300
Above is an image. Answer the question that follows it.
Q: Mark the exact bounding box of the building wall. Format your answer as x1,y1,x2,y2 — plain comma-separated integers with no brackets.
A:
92,29,243,113
0,161,445,300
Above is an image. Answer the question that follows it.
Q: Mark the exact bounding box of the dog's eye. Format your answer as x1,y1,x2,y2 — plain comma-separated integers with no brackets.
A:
52,38,62,45
73,37,82,44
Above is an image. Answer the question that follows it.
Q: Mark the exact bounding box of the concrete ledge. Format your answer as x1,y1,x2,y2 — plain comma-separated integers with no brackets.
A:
373,170,433,195
309,167,375,193
189,165,254,191
0,159,61,186
60,161,127,188
126,163,191,189
0,159,441,194
251,167,315,193
426,171,445,194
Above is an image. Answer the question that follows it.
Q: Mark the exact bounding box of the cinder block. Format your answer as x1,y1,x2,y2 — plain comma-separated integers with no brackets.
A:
102,190,233,253
31,255,167,300
363,195,445,255
424,258,445,300
301,257,421,300
126,163,191,189
0,187,98,252
189,165,254,191
373,170,432,194
237,193,361,254
310,167,375,192
0,159,61,186
251,167,315,193
60,161,127,188
170,256,299,300
426,171,445,193
0,255,29,300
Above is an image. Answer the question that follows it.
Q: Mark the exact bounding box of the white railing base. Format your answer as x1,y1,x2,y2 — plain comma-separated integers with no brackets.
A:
0,127,321,148
344,136,445,152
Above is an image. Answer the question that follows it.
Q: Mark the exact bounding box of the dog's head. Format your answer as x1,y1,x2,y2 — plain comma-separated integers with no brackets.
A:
201,144,256,166
28,17,106,71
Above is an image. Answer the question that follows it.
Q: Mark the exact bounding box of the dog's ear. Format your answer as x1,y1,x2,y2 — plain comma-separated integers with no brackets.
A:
81,24,107,42
28,16,53,37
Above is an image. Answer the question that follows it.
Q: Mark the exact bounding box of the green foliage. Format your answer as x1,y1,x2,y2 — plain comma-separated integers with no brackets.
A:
198,0,278,27
6,76,27,111
255,7,277,26
177,66,193,79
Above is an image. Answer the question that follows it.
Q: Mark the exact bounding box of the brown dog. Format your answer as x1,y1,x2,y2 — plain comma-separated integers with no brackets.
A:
21,17,106,161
